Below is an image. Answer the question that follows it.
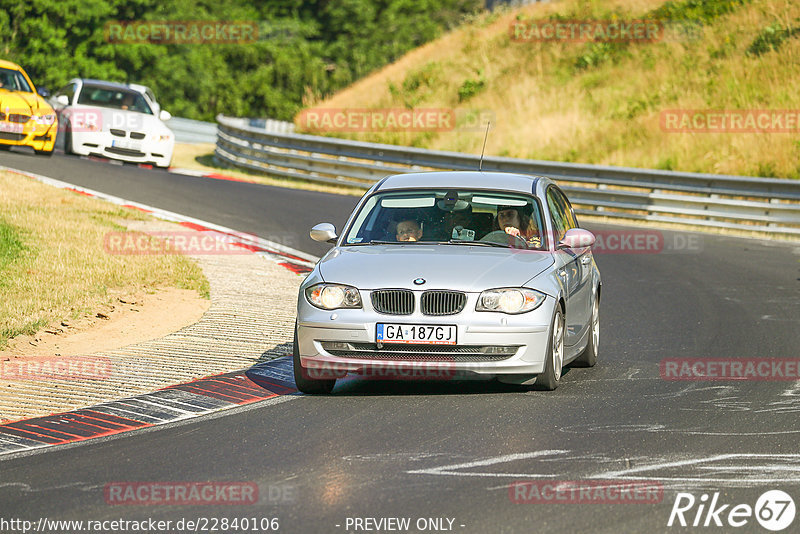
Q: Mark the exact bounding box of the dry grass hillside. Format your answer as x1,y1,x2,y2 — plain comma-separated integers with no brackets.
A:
301,0,800,178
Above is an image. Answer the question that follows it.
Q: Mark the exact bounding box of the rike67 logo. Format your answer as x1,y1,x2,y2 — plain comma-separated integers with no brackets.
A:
668,490,795,531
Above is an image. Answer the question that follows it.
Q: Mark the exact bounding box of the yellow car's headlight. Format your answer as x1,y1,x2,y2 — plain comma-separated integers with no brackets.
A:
34,114,56,125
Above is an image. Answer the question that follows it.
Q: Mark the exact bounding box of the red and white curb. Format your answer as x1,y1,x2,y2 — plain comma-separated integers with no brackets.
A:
0,357,297,456
1,165,319,274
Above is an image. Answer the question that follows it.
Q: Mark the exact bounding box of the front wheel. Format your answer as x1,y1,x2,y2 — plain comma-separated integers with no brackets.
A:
534,307,565,391
292,324,336,394
573,296,599,367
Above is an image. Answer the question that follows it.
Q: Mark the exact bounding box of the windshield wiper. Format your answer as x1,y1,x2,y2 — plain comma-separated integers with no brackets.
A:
446,239,511,248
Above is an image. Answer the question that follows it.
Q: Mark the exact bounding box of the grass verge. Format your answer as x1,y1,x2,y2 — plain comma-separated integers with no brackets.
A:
0,171,209,349
312,0,800,179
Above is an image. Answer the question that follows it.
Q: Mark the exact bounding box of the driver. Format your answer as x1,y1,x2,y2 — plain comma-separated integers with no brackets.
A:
494,206,541,247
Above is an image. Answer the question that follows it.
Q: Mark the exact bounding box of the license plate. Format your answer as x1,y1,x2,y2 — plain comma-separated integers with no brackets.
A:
0,122,23,134
376,324,457,345
112,139,142,150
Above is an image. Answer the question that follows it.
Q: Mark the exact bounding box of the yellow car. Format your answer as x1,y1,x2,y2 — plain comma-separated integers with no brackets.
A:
0,59,57,155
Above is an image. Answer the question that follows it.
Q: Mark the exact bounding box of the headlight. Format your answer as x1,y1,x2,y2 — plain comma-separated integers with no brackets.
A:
476,288,546,314
305,283,362,310
34,114,56,125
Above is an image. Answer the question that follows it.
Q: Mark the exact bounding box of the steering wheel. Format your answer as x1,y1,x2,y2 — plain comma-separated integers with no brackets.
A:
479,230,529,249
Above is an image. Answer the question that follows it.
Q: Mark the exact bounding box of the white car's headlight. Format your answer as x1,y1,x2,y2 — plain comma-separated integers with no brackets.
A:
305,283,362,310
476,288,546,314
34,114,56,125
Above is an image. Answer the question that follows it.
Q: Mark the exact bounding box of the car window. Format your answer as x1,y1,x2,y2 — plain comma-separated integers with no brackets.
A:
343,189,546,250
77,86,153,114
546,187,569,242
556,188,579,229
0,68,33,93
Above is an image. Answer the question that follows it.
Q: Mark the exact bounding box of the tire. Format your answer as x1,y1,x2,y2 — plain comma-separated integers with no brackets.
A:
573,295,599,367
292,324,336,394
534,307,565,391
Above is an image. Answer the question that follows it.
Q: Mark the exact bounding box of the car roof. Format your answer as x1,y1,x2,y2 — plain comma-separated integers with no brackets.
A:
76,78,136,92
0,59,23,71
375,171,545,195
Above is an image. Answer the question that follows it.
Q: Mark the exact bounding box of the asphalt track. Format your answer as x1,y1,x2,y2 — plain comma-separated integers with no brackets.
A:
1,150,800,533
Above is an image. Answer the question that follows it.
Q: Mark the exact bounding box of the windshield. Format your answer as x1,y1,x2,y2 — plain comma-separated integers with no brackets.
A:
343,189,546,249
77,85,153,114
0,68,33,92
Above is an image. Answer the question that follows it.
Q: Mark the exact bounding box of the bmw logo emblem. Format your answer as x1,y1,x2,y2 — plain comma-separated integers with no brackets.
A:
413,278,426,285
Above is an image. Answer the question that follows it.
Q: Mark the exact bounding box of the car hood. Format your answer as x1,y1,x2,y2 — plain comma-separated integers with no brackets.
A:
318,245,554,291
0,90,53,115
70,105,171,135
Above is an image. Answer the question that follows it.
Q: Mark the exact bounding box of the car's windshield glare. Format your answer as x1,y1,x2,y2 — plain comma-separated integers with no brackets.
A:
0,68,33,93
343,189,545,249
77,86,153,114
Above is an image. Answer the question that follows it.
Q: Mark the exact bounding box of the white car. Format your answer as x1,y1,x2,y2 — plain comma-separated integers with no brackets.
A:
51,79,174,168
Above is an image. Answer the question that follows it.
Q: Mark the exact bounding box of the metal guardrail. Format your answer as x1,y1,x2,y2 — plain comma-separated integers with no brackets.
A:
214,114,800,237
167,117,218,144
169,116,294,144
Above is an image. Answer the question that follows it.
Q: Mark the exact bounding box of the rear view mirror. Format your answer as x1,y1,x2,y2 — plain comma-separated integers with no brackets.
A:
558,228,596,249
159,110,172,121
37,87,50,98
310,223,337,244
55,95,69,106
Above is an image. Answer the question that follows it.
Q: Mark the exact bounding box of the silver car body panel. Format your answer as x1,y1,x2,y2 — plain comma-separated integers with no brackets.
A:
296,171,601,379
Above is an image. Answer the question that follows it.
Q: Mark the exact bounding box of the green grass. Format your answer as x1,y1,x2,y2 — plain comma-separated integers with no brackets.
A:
0,220,25,273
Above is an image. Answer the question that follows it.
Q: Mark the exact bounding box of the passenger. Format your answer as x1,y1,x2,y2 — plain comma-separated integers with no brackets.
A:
494,206,541,247
395,219,423,242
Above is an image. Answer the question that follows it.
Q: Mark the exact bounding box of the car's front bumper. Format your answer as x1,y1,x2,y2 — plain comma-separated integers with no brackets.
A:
71,131,173,167
296,293,556,379
0,121,57,151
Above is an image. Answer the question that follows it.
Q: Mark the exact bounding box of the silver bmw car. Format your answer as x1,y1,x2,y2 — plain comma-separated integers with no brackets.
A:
294,171,601,393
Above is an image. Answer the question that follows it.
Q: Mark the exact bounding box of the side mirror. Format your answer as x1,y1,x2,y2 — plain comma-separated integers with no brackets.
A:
558,228,595,249
55,95,69,106
159,109,172,121
37,87,50,98
310,223,337,244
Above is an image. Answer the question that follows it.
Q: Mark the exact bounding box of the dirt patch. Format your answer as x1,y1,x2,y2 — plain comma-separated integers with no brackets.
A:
0,287,209,361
